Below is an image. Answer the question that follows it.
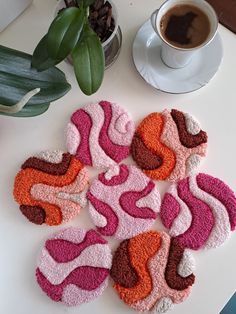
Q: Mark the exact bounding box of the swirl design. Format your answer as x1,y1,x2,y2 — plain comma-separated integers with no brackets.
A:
110,231,195,313
131,109,208,181
160,173,236,250
87,164,160,239
36,227,112,306
66,101,135,169
13,150,88,225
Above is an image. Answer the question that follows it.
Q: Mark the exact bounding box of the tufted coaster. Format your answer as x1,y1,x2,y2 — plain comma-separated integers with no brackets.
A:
160,173,236,250
36,227,112,306
86,164,160,239
66,100,135,169
13,150,88,226
110,231,195,313
131,109,208,181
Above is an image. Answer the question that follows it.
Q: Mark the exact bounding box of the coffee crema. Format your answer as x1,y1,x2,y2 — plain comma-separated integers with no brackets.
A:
160,4,211,48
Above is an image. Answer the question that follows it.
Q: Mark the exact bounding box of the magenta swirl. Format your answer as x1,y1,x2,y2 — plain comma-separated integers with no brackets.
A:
87,164,160,239
160,173,236,250
36,227,112,306
66,101,135,169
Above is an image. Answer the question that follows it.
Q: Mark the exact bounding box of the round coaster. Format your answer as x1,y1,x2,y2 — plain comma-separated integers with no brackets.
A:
13,150,88,226
160,173,236,250
66,101,135,169
131,109,208,182
36,227,112,306
86,164,160,239
110,231,195,313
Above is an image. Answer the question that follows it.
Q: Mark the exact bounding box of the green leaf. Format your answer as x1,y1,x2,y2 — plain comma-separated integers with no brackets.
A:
83,0,95,7
0,45,71,115
47,7,85,62
0,88,40,114
0,103,50,117
74,0,95,9
72,25,104,95
75,0,83,6
32,35,57,71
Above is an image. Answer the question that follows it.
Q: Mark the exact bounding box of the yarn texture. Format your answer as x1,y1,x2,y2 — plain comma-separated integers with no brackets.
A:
66,101,135,169
36,227,112,306
13,150,88,225
110,231,195,312
87,164,160,239
160,173,236,250
131,109,207,181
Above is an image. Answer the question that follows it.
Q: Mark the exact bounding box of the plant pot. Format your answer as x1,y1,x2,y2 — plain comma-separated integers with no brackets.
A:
0,0,33,32
55,0,122,68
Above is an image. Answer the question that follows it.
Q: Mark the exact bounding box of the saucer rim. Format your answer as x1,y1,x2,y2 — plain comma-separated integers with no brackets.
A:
132,19,223,94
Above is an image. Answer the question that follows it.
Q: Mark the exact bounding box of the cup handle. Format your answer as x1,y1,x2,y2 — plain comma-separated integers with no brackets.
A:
150,9,159,31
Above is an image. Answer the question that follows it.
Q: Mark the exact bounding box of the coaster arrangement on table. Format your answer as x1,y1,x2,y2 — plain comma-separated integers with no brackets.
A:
12,101,236,312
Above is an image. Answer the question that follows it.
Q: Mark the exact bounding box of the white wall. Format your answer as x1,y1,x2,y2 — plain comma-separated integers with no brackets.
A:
0,0,32,32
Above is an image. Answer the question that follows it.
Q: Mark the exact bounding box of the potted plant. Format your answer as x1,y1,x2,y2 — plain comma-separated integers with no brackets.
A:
32,0,118,96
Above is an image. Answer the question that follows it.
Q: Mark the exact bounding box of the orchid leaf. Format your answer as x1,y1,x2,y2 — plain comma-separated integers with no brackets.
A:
83,0,96,7
47,7,85,62
0,45,71,117
72,24,104,95
32,35,57,71
0,103,50,117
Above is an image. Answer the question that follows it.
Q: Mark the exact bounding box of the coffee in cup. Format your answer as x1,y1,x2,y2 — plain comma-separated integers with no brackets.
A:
150,0,218,68
160,4,211,49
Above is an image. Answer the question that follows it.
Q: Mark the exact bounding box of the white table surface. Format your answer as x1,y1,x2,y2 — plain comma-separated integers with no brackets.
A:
0,1,236,314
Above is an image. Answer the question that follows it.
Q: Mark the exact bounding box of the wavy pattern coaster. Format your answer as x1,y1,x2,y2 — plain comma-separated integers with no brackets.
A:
87,164,160,239
160,173,236,250
111,231,195,313
131,109,208,181
66,101,135,169
36,227,112,306
13,150,88,226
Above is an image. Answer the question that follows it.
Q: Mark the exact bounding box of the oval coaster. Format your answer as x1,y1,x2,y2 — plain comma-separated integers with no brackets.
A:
36,227,112,306
13,150,88,226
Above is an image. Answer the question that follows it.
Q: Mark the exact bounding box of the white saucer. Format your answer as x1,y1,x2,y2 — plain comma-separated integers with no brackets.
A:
132,20,223,94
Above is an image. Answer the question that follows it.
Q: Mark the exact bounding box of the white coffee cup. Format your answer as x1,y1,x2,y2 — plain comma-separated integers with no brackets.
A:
151,0,218,68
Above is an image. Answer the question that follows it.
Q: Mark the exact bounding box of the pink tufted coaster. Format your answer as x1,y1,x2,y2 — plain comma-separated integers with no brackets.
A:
36,227,112,306
160,173,236,250
66,100,135,169
110,231,195,313
86,164,160,240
